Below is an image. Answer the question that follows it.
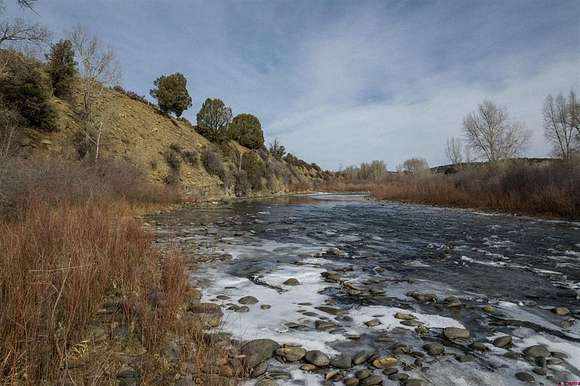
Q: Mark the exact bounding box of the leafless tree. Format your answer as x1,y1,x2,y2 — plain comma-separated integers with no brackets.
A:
69,25,121,161
402,158,429,174
0,18,49,47
543,93,577,160
445,137,463,165
462,100,530,162
568,90,580,137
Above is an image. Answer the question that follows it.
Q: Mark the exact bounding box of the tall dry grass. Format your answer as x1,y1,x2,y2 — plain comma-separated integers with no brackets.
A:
0,157,197,384
371,160,580,218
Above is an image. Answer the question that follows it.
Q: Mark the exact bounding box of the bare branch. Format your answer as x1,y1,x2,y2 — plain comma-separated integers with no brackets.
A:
445,137,463,165
0,19,49,47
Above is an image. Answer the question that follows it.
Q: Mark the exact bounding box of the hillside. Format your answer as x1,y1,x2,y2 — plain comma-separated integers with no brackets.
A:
11,82,326,200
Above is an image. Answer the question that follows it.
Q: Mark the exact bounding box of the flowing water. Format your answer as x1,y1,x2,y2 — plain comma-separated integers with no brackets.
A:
151,193,580,385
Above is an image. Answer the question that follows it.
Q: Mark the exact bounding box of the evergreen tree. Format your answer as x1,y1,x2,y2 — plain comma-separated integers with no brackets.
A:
229,113,264,149
150,73,192,117
196,98,232,142
46,39,76,99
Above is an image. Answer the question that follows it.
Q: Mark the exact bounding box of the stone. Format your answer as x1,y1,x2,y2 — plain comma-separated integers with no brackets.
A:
532,367,547,376
365,318,382,327
326,247,346,257
443,327,470,340
256,380,278,386
344,377,360,386
409,292,437,303
389,373,409,381
552,307,570,316
423,342,445,356
493,335,512,348
260,304,271,310
406,380,424,386
470,342,489,352
275,347,306,362
523,345,550,359
482,305,495,313
304,350,330,367
239,296,259,305
382,368,398,376
355,369,372,379
315,320,337,331
283,278,300,286
300,364,318,371
394,312,416,320
117,366,140,380
316,306,344,315
330,355,352,369
400,320,422,327
547,357,563,366
353,351,372,365
360,375,383,386
236,305,250,313
325,370,340,381
551,351,568,359
251,361,269,377
372,356,398,368
456,354,475,363
240,339,280,369
515,372,535,383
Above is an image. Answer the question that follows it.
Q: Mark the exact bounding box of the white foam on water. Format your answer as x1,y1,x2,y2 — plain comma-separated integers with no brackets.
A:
461,255,507,267
515,333,580,371
350,305,464,330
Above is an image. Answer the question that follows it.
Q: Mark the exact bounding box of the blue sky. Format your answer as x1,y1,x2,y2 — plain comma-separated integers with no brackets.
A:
4,0,580,169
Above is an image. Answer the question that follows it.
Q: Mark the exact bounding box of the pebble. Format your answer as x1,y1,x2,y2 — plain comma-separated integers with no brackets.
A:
256,380,278,386
372,356,398,368
394,312,416,320
239,296,259,305
330,355,352,369
365,319,382,327
552,306,570,316
260,304,271,310
482,305,495,313
493,335,512,348
283,278,300,286
532,367,547,376
523,345,550,359
406,380,424,386
515,372,535,383
355,369,372,379
304,350,330,367
344,377,360,386
456,354,475,363
360,375,383,386
382,368,398,376
275,347,306,362
443,327,470,340
423,342,445,356
353,351,372,365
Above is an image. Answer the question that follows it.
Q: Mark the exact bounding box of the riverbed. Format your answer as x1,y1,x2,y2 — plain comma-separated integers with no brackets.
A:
151,193,580,385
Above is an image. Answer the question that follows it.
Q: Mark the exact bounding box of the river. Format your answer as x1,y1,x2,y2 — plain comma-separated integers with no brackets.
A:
151,193,580,385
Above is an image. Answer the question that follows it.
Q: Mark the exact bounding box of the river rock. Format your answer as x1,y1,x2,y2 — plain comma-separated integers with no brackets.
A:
326,247,347,257
523,345,550,359
372,356,398,368
316,306,344,315
256,380,278,386
315,320,337,331
330,355,352,369
406,380,424,386
236,305,250,313
275,347,306,362
423,342,445,356
395,312,416,320
552,306,570,316
445,296,463,308
365,318,382,327
482,305,495,313
240,339,280,369
251,361,269,377
304,350,330,367
283,278,300,286
443,327,470,340
300,364,318,371
410,292,437,303
355,369,372,379
360,375,383,386
515,372,535,383
344,377,360,386
383,367,398,376
353,351,372,365
456,354,475,363
260,304,271,310
532,367,547,376
239,296,259,305
493,335,512,348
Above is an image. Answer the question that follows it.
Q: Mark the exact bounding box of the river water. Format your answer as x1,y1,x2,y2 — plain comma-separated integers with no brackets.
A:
151,193,580,385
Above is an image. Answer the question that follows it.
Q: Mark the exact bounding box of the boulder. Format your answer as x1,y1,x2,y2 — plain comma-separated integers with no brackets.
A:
304,350,330,367
239,296,259,305
240,339,280,369
283,278,300,286
275,347,306,362
423,342,445,356
523,345,550,359
493,335,512,348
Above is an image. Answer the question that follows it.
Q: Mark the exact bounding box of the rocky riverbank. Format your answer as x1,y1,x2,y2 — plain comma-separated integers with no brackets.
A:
150,194,580,385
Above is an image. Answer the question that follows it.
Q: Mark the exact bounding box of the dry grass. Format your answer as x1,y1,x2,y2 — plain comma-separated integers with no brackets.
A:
0,157,235,385
371,160,580,219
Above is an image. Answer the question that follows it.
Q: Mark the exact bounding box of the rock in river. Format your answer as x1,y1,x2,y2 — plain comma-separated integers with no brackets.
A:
372,356,398,368
552,306,570,316
241,339,280,369
523,345,550,359
239,296,259,305
360,375,383,386
443,327,470,340
365,318,382,327
515,372,535,383
283,278,301,286
395,312,416,320
256,380,279,386
353,351,372,365
275,347,306,362
493,335,512,348
423,342,445,356
187,302,223,328
410,292,437,303
330,354,352,369
304,350,330,367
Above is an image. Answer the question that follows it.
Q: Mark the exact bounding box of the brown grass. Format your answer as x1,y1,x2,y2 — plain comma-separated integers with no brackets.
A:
0,157,235,385
370,160,580,219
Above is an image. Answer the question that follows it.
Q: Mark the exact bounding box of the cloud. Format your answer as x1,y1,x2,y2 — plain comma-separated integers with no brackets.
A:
4,0,579,169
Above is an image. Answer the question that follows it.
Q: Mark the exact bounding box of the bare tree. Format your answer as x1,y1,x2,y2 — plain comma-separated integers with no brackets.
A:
445,137,463,165
0,103,20,161
402,158,429,174
69,26,120,161
0,18,49,47
462,100,530,162
544,93,577,160
568,90,580,137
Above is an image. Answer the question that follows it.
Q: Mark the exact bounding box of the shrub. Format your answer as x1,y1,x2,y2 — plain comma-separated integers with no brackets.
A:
202,148,227,181
46,39,76,99
0,50,57,131
182,149,199,166
196,98,232,143
229,113,264,149
150,73,192,117
165,149,181,171
269,139,286,159
242,151,266,191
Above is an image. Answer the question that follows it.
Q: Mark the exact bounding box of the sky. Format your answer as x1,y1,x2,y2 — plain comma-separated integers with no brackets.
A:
4,0,580,169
